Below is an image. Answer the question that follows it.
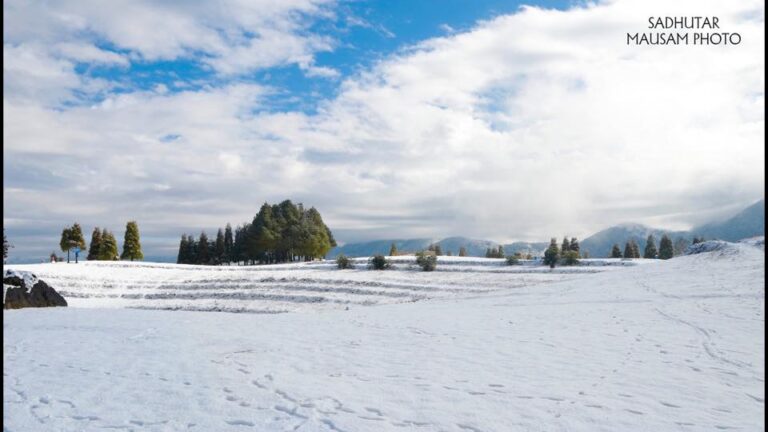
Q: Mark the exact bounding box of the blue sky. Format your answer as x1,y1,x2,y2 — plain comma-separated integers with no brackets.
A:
3,0,764,262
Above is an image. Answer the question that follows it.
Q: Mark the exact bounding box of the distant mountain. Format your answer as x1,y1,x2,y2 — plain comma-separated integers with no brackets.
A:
329,199,765,259
580,224,688,258
328,236,547,258
692,199,765,242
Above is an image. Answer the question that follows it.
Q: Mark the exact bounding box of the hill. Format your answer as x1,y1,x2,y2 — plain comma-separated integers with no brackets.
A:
692,199,765,241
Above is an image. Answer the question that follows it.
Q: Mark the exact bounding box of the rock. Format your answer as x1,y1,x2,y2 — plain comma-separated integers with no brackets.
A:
3,270,67,309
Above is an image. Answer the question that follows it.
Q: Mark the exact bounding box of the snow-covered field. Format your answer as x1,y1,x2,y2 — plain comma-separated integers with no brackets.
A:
3,256,644,314
3,242,764,431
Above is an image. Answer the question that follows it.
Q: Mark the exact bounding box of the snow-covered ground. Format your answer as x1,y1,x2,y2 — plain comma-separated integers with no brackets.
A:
3,242,764,431
3,256,644,314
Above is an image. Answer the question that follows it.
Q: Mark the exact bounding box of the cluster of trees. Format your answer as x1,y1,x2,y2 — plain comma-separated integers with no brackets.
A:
611,234,680,260
543,237,581,268
485,245,505,258
177,200,336,266
55,221,143,263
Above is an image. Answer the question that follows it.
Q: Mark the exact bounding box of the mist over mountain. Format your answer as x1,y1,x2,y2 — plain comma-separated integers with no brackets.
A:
692,199,764,242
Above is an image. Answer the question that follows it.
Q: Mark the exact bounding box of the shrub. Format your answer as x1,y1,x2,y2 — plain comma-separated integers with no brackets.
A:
415,251,437,271
336,254,353,269
369,254,391,270
506,255,520,265
562,250,580,266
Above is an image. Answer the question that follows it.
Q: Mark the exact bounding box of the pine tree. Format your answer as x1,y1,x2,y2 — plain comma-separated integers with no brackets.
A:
624,241,634,259
98,229,119,260
434,244,443,256
631,240,641,258
544,238,559,268
215,228,225,265
120,221,143,261
186,235,198,265
497,245,504,258
692,236,703,244
569,237,580,254
561,237,570,255
658,235,674,260
197,231,210,265
485,248,492,258
643,235,657,259
389,243,397,256
177,234,189,264
87,228,102,260
224,223,234,264
611,244,622,258
458,246,467,257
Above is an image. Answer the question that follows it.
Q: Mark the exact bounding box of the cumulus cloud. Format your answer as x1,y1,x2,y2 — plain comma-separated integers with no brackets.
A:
3,0,764,260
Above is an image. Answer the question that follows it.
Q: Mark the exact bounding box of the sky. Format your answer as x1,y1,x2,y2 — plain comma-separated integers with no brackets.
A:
3,0,765,262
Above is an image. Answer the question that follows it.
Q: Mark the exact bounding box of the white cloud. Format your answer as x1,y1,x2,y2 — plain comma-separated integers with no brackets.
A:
3,0,765,260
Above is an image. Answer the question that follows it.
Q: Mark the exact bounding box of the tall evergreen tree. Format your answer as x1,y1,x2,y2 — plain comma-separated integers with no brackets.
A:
658,235,674,260
98,229,119,260
215,228,226,265
121,221,143,261
197,231,210,264
643,235,657,259
434,244,443,256
496,245,504,258
569,237,580,254
186,235,197,265
389,243,397,256
458,246,467,257
544,238,560,268
177,234,189,264
87,227,102,260
631,240,641,258
224,223,234,264
561,237,570,255
624,241,634,259
485,247,492,258
610,244,622,258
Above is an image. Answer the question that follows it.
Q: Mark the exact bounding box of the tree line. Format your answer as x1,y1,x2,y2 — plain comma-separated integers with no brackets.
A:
56,221,143,262
177,200,336,265
609,234,702,260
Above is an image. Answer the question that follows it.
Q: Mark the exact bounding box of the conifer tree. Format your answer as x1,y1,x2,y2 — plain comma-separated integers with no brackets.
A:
98,229,119,260
389,243,397,256
631,240,641,258
485,248,492,258
224,223,234,264
561,237,570,255
186,235,197,265
88,228,102,261
434,244,443,256
215,228,225,265
643,235,657,259
544,238,559,268
658,235,674,260
624,241,634,259
197,231,210,265
610,244,622,258
121,221,143,261
569,237,580,254
497,245,504,258
177,234,189,264
458,246,467,257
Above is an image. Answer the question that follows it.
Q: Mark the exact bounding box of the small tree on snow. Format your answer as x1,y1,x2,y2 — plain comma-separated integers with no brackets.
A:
658,235,674,260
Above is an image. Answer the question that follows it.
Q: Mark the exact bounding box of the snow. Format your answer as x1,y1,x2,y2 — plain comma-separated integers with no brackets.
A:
3,241,764,431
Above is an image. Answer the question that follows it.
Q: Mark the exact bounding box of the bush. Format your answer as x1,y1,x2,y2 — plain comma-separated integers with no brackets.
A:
562,250,580,266
336,254,353,269
415,251,437,271
369,254,391,270
506,255,520,265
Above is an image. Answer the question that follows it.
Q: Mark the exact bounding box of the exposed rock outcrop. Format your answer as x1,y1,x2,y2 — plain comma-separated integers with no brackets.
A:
4,270,67,309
